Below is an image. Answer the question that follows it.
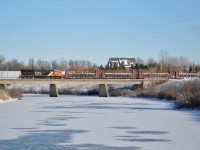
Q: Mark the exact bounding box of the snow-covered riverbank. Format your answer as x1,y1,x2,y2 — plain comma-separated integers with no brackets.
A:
0,94,200,150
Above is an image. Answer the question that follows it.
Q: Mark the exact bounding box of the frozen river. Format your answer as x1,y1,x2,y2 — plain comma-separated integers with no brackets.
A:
0,94,200,150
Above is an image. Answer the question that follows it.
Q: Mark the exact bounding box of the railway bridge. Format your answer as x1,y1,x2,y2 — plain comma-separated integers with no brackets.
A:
0,78,168,97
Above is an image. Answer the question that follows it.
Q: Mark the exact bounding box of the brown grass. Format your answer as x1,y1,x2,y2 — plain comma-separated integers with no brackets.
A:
8,88,23,100
0,90,7,100
110,89,134,97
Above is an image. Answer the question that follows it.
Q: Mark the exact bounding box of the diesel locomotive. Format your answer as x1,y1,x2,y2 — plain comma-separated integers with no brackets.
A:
20,68,62,79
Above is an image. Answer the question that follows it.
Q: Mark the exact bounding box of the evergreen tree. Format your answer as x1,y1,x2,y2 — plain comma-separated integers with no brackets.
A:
189,66,193,73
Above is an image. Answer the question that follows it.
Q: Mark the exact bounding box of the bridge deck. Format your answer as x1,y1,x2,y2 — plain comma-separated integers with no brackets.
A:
0,79,145,85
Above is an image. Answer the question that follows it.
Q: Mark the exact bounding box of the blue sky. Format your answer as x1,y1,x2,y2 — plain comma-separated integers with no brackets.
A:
0,0,200,65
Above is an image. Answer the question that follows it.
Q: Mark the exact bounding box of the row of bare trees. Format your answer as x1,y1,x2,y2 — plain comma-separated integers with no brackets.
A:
0,56,24,71
135,51,200,73
0,55,97,71
0,51,199,72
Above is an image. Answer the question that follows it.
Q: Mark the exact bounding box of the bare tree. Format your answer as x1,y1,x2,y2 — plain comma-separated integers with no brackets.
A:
43,60,51,69
158,50,170,72
74,60,79,66
28,58,35,69
177,56,190,67
58,59,68,70
147,58,157,68
7,59,24,71
51,60,59,70
80,60,86,66
86,60,92,68
68,60,75,68
36,59,50,70
0,55,6,70
136,57,144,65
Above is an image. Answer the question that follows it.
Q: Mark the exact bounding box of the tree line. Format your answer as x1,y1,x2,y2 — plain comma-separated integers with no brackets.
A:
146,51,200,73
0,51,200,72
104,51,200,73
0,55,98,71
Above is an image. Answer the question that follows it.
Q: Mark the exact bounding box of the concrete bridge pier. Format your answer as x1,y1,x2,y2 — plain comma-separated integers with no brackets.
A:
50,84,58,97
134,83,143,90
99,84,109,97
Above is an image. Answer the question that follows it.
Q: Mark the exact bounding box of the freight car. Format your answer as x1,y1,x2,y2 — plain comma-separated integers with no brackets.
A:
64,70,172,79
65,70,97,79
64,70,143,79
20,69,62,79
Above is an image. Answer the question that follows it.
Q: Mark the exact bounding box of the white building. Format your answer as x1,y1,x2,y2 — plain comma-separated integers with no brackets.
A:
107,58,136,69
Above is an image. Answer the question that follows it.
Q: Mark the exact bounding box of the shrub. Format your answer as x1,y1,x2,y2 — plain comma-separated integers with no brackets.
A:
87,86,99,95
23,86,37,94
110,89,133,97
136,88,157,98
137,79,200,108
156,84,177,100
59,86,76,95
8,88,23,100
40,87,49,94
0,90,7,100
58,85,99,95
176,80,200,108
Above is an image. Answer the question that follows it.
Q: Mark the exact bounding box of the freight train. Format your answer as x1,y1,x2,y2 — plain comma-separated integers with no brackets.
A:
20,68,174,79
19,68,200,79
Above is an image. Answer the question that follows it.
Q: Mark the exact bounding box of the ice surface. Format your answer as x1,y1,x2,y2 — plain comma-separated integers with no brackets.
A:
0,95,200,150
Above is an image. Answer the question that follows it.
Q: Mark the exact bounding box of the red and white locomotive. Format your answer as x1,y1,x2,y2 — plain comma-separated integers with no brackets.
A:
20,68,63,79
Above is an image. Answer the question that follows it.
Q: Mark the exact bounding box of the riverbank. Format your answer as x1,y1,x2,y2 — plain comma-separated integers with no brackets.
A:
0,88,22,102
1,78,200,109
136,79,200,109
